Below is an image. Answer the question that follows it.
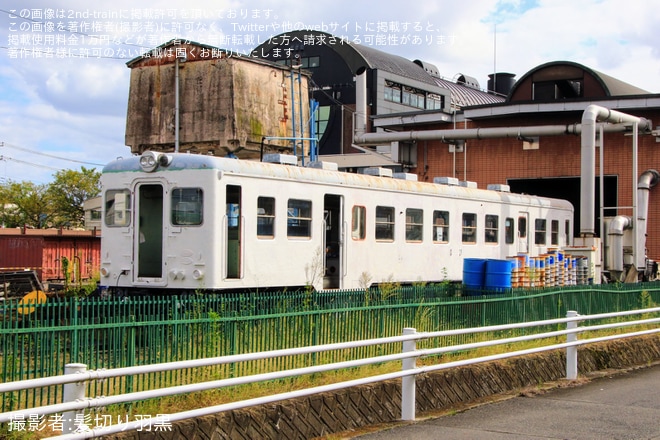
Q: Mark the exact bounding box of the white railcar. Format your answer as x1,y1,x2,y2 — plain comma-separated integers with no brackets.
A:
99,151,574,294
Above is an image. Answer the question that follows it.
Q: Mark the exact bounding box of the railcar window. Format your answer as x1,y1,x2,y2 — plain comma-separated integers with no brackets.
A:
551,220,559,245
257,197,275,238
518,216,527,239
104,189,131,227
375,206,395,241
505,217,514,244
171,188,203,225
405,208,423,242
535,219,547,245
485,215,499,244
462,213,477,243
432,210,449,243
351,205,366,240
287,199,312,238
565,220,571,244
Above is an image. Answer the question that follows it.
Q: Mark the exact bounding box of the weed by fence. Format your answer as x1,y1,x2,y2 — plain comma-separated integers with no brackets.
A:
1,282,659,412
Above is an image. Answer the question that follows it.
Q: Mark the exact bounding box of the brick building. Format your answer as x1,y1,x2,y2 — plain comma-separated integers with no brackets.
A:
256,32,660,277
363,61,660,273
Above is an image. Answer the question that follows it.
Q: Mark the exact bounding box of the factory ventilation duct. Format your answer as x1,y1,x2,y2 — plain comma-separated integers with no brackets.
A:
456,74,480,90
488,72,516,97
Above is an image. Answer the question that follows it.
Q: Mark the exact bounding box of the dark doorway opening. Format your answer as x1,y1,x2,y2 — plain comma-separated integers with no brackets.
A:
507,176,618,237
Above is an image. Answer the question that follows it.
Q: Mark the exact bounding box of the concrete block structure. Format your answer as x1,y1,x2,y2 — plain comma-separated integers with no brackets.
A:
125,40,312,159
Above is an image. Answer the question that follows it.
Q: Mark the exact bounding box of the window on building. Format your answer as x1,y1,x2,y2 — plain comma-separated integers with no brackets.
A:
375,206,395,241
426,94,444,110
257,197,275,238
535,218,547,245
384,81,430,109
433,210,449,243
301,56,320,68
352,205,366,240
401,89,411,106
505,217,514,244
287,199,312,238
384,81,402,103
532,79,583,100
462,213,477,243
415,92,425,109
391,87,401,103
315,105,330,140
409,93,418,108
485,214,499,244
405,208,423,242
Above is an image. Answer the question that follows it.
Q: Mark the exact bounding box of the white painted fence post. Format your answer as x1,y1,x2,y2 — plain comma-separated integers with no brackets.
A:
566,311,579,380
62,363,87,433
401,327,417,421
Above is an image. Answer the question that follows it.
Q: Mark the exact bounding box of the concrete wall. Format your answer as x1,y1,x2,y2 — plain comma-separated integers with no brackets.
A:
102,334,660,440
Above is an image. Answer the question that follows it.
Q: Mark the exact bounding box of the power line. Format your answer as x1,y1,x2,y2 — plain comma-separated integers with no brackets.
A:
0,154,62,171
0,142,105,166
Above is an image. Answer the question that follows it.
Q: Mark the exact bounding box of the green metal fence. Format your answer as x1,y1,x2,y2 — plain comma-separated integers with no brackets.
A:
2,283,660,412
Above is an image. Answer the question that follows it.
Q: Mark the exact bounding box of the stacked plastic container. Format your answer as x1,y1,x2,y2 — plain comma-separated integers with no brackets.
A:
506,250,589,288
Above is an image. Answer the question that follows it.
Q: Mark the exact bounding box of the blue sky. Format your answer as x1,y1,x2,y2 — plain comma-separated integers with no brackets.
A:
1,0,659,184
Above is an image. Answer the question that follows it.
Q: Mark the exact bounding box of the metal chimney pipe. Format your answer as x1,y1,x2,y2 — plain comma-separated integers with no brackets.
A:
580,105,652,237
354,67,368,139
635,169,660,269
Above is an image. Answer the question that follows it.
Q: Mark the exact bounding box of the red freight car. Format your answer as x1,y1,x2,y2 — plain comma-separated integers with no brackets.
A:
0,228,100,285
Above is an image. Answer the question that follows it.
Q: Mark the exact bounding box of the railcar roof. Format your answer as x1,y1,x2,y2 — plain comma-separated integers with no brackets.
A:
103,153,573,211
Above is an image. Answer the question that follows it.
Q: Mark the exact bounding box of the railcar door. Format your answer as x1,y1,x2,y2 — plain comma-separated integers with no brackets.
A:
226,185,242,279
323,194,343,289
518,212,530,254
135,183,164,281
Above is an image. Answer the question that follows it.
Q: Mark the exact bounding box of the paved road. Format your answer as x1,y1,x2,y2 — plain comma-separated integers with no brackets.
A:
355,366,660,440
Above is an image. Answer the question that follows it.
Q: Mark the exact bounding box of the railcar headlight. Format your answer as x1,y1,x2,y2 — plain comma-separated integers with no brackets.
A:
192,269,204,280
139,151,172,172
100,267,110,277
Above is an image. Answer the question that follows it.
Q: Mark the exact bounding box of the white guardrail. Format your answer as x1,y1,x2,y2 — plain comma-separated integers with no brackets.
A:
2,307,660,439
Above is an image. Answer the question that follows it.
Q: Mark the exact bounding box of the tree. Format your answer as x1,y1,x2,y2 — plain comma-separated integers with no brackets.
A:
47,167,101,228
0,180,53,228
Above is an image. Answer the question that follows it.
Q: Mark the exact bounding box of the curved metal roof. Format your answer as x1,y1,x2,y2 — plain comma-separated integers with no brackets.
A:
509,60,650,99
348,43,438,86
254,31,438,86
432,76,506,108
103,152,572,211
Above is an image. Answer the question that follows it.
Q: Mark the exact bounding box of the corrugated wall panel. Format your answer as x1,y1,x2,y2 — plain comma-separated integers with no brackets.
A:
42,237,101,282
0,236,45,279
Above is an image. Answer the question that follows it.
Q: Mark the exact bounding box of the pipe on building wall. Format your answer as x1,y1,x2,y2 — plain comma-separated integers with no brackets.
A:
354,67,368,139
174,57,181,152
354,123,583,145
636,169,660,268
580,105,652,237
353,105,650,237
606,215,632,275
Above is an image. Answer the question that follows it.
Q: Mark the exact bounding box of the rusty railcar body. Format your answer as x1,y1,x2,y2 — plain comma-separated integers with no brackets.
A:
0,228,100,284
